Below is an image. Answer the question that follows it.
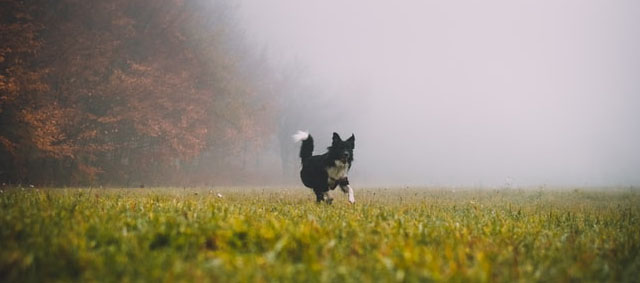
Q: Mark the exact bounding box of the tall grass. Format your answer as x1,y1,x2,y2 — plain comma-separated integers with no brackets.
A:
1,187,638,282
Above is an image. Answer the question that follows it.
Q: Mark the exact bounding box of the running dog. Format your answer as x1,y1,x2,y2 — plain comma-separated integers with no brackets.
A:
293,131,355,204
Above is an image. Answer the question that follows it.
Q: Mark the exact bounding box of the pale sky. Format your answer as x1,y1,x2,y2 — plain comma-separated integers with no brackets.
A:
238,0,640,186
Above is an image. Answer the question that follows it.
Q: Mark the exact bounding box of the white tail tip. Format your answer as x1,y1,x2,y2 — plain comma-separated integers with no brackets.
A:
292,130,309,142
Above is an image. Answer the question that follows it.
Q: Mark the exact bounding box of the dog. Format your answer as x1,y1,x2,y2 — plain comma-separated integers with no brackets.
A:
293,131,355,204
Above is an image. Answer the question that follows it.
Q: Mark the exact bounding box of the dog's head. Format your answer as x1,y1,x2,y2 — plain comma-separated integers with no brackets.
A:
328,132,355,164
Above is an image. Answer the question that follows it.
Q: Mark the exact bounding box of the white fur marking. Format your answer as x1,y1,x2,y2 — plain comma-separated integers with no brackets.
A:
338,183,355,204
347,185,355,204
327,160,348,181
292,130,309,142
323,191,333,202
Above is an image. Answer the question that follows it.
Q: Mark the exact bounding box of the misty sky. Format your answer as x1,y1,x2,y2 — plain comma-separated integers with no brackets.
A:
238,1,640,186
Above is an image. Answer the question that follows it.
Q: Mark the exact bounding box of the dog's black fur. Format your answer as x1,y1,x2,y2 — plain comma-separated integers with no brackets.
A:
297,132,355,203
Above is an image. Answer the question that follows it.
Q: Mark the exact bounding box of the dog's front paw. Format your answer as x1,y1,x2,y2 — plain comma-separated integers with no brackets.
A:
347,185,355,204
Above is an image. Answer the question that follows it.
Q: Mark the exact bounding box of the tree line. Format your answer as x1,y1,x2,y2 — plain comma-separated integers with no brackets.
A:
0,0,358,187
0,0,273,186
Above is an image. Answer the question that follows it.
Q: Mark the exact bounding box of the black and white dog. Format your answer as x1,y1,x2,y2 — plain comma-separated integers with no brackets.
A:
293,131,355,204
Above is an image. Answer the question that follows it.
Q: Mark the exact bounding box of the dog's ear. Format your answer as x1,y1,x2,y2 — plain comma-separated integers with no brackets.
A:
346,134,355,148
332,132,342,144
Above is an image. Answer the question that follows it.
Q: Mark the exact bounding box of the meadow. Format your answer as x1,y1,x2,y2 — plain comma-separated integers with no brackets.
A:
1,187,638,282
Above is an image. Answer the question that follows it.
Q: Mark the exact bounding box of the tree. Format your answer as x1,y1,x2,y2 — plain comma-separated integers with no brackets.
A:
0,0,277,186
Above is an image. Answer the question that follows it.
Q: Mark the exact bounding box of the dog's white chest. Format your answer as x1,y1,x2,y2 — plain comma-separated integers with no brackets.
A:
327,160,348,183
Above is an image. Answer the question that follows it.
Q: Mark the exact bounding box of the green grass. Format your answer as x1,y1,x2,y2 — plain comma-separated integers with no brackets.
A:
1,187,639,282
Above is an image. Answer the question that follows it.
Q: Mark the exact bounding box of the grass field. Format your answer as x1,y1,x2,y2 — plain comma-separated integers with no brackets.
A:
1,187,639,282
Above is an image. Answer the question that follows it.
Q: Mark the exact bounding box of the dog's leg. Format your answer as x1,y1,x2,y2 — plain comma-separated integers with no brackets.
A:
338,178,349,193
323,191,334,204
339,184,355,204
314,190,324,203
347,185,355,204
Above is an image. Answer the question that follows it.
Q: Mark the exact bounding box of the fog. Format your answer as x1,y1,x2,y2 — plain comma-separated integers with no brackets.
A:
238,0,640,186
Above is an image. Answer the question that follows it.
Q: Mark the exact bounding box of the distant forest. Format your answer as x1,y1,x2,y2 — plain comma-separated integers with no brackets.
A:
0,0,353,186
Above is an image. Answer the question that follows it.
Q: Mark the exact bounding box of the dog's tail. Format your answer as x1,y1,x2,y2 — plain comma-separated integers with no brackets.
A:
292,130,313,162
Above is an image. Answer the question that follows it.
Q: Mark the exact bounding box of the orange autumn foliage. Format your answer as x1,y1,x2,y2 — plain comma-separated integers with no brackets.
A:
0,0,275,186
